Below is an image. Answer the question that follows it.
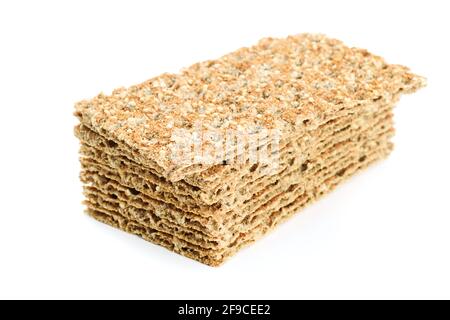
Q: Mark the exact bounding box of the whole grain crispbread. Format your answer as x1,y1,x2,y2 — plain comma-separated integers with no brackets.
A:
75,33,425,266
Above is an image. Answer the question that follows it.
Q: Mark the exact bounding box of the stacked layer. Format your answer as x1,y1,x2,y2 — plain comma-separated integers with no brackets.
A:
75,34,425,266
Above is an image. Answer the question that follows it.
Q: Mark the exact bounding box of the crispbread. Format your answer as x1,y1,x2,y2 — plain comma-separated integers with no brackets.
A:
75,33,425,266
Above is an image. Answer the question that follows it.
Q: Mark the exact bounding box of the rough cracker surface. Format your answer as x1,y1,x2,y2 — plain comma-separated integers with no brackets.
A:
74,34,425,180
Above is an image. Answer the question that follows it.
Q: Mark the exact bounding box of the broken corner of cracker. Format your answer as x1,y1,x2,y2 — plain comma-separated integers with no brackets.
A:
74,33,425,266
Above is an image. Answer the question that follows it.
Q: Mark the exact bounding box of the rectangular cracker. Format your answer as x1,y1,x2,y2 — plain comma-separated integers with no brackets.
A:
74,33,425,266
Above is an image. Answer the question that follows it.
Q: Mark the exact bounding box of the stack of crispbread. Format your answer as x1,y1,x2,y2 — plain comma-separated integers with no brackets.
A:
74,34,425,266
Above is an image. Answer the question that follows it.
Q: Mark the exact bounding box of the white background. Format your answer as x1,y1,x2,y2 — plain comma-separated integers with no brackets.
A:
0,0,449,300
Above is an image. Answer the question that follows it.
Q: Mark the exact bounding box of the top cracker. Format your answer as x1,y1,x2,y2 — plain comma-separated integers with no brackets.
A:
75,33,425,181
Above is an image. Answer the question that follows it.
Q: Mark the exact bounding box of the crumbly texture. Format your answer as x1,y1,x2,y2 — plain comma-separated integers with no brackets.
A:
74,33,425,181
